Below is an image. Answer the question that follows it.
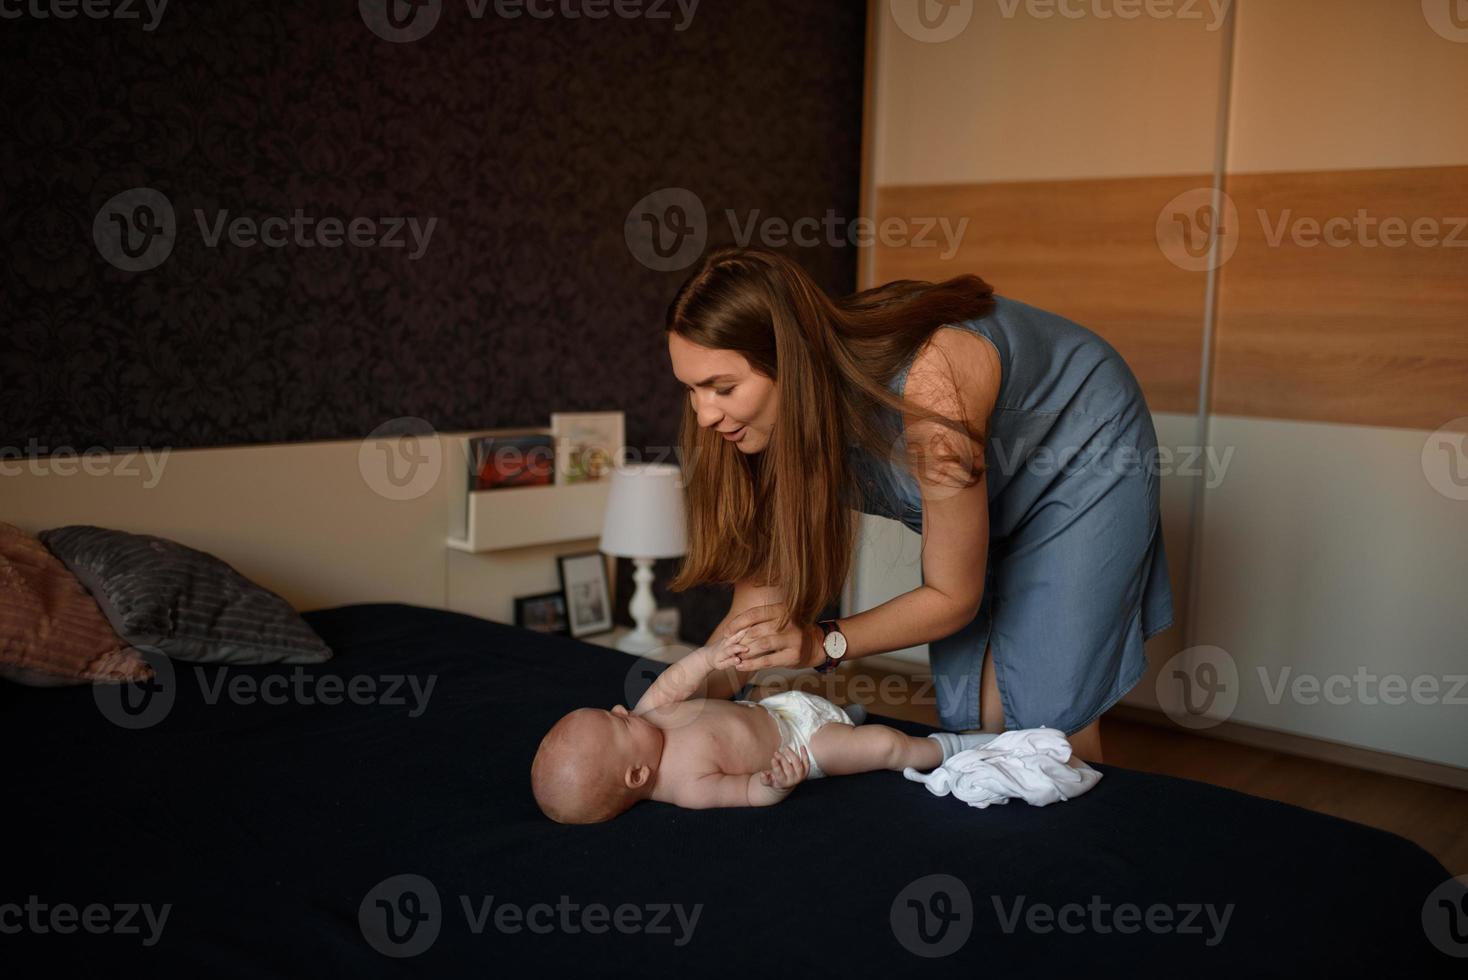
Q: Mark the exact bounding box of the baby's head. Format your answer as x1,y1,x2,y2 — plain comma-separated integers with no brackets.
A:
531,704,666,824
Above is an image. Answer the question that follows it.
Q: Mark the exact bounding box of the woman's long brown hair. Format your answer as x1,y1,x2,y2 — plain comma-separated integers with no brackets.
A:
665,246,997,634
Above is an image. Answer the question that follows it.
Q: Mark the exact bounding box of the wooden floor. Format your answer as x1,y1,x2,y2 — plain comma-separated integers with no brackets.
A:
750,663,1468,873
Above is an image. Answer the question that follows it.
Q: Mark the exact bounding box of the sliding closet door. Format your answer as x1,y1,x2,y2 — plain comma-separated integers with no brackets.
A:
1189,0,1468,767
855,0,1229,693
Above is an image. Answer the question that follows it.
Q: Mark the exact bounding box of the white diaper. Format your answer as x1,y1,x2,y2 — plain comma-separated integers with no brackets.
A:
736,690,852,779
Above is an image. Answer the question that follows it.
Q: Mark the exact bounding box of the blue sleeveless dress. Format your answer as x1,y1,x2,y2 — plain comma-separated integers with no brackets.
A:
847,295,1175,734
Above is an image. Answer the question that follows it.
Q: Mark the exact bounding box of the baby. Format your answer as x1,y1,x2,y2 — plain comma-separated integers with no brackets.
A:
532,628,991,823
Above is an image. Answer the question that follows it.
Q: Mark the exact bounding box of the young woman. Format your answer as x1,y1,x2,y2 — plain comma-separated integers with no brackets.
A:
663,246,1173,762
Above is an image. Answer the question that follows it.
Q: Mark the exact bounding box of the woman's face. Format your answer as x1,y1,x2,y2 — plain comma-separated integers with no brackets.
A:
667,332,777,453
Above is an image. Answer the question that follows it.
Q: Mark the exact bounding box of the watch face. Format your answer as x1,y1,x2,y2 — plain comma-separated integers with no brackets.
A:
824,629,847,659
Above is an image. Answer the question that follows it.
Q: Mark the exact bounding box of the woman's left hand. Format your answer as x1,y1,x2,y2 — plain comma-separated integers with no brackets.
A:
721,602,822,670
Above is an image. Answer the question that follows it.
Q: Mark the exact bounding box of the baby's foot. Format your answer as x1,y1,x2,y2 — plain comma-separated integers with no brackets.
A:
927,731,998,763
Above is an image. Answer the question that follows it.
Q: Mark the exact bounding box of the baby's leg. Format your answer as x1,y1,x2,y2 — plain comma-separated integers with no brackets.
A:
807,723,943,776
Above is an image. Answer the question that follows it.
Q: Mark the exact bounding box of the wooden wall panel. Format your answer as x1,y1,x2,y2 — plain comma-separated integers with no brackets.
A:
873,176,1214,415
1213,165,1468,431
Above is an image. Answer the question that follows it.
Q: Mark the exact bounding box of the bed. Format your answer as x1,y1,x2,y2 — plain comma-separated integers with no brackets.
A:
5,603,1457,976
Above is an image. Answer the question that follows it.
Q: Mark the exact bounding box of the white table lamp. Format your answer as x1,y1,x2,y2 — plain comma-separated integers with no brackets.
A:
597,462,688,654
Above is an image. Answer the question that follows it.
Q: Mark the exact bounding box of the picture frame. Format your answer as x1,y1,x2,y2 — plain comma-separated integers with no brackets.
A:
513,591,570,636
557,550,614,638
550,411,625,486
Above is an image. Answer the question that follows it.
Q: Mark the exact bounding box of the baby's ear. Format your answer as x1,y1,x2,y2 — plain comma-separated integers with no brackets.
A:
624,764,651,789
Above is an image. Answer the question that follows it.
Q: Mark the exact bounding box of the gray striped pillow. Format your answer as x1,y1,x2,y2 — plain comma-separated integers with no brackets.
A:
38,526,332,666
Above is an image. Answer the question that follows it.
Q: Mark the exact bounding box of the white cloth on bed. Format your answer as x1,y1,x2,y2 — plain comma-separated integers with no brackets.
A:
902,727,1102,808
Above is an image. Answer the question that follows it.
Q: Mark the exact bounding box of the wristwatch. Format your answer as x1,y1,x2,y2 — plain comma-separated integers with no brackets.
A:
813,619,848,674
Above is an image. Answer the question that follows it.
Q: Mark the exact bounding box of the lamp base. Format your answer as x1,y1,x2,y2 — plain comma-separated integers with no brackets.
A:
615,627,663,655
618,556,662,656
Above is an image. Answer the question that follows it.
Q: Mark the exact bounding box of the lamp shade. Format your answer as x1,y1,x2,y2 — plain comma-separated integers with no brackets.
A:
597,462,688,559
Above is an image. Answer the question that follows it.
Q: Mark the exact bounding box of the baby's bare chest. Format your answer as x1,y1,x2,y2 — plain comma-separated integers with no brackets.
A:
659,700,781,777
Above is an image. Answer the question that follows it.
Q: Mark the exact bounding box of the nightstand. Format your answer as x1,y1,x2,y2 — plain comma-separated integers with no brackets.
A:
582,625,696,664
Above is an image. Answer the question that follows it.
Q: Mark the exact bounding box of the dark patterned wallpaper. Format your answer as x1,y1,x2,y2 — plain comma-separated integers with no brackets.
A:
1,0,865,455
1,0,865,638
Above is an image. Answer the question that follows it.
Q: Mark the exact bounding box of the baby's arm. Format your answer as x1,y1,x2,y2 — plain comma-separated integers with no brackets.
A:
667,747,810,809
631,629,750,716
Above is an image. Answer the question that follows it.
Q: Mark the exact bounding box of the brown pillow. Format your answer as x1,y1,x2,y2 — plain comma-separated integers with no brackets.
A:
0,522,152,685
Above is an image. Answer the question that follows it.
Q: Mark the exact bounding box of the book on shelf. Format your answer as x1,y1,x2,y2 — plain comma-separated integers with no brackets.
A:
466,429,555,491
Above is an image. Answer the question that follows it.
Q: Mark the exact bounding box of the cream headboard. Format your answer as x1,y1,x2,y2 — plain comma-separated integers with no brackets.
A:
1,433,609,622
